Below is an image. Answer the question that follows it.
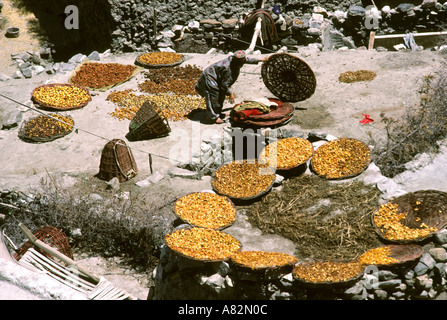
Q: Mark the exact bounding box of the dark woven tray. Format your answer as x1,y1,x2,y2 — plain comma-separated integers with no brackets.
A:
135,54,184,69
174,192,237,230
18,114,74,143
164,226,242,263
259,137,313,171
229,251,298,272
261,53,316,102
292,259,365,288
211,163,276,202
360,244,423,268
372,190,447,244
126,101,171,141
31,83,91,111
310,138,371,180
97,139,138,183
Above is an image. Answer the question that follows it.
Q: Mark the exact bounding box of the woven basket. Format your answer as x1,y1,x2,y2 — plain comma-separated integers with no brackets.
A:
292,259,365,288
211,162,276,203
310,138,371,180
97,139,138,183
174,192,237,230
360,244,423,269
230,251,298,273
14,226,73,261
18,114,74,143
125,101,171,141
31,83,91,111
372,190,447,244
261,53,316,102
135,54,184,69
164,226,242,263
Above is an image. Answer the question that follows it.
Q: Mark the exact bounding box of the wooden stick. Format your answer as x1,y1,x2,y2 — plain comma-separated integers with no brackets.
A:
19,223,100,283
368,31,376,50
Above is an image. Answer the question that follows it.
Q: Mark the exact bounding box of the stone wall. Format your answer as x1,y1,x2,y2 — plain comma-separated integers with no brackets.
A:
152,232,447,300
8,0,446,61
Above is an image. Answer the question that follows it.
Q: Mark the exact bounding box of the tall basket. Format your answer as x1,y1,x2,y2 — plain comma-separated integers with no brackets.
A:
97,139,138,183
261,53,316,102
125,101,171,141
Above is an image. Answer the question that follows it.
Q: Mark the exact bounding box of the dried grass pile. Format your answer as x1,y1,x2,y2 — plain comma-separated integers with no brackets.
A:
248,174,383,261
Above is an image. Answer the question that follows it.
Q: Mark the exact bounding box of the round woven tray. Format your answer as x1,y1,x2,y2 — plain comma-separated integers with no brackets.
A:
310,138,371,180
174,192,237,230
164,226,242,263
135,54,184,69
259,137,314,171
211,163,276,202
18,114,74,143
31,83,92,111
292,259,365,288
360,244,423,269
229,251,298,272
261,53,316,102
372,190,447,244
126,101,171,141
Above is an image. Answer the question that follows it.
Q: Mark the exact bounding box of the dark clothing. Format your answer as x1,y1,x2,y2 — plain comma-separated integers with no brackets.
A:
195,55,261,120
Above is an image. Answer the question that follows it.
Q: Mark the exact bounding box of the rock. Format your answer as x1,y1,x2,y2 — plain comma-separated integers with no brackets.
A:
378,270,398,281
87,51,101,61
373,289,388,300
372,279,402,290
435,229,447,244
106,177,120,191
420,252,437,269
394,43,407,51
32,65,45,75
0,74,11,81
168,167,202,180
1,110,22,129
59,62,76,72
20,67,33,78
429,248,447,262
414,261,430,276
68,53,87,65
421,0,438,9
44,64,55,75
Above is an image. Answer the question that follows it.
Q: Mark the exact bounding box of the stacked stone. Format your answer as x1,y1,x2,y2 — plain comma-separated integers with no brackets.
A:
344,232,447,300
153,230,447,300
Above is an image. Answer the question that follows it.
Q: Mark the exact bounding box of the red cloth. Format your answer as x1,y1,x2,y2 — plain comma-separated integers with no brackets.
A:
360,114,374,124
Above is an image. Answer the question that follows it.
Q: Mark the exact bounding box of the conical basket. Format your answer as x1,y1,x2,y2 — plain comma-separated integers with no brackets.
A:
97,139,138,183
125,101,171,141
261,53,316,102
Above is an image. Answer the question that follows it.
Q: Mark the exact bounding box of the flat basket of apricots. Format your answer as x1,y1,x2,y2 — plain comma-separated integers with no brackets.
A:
358,244,423,269
31,83,91,111
292,259,365,288
230,250,298,272
371,190,447,243
259,137,313,171
174,192,237,230
164,226,242,262
310,137,371,180
18,113,74,143
135,52,184,69
211,160,276,202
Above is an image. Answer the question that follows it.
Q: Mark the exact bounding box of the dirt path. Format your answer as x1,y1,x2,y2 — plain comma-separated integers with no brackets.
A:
0,0,43,76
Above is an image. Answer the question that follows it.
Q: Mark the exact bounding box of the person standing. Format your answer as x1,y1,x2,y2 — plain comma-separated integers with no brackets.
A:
195,50,267,124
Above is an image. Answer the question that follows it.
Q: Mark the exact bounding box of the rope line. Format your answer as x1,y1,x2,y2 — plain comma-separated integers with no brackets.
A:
0,93,184,165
